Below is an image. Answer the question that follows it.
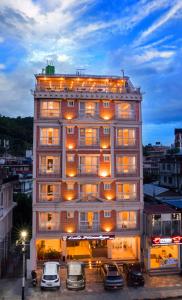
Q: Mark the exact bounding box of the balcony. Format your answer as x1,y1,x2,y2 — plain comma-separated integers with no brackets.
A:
151,220,181,236
78,137,99,148
116,138,136,148
116,192,137,201
39,193,60,202
79,192,99,201
79,222,100,232
117,221,137,230
38,222,60,232
79,109,99,118
79,165,99,176
39,166,60,176
116,166,136,175
40,109,60,118
40,137,60,146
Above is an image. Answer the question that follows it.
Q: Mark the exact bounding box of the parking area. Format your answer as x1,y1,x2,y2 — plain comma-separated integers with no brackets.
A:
1,267,182,300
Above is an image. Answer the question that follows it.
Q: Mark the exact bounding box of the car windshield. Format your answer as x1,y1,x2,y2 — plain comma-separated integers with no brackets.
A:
68,275,83,281
43,275,57,280
108,265,118,272
107,275,121,281
130,264,142,272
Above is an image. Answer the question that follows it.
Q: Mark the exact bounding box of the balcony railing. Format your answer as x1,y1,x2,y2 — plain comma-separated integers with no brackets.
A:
38,222,60,231
79,165,99,175
40,109,60,118
39,193,60,202
80,192,99,201
116,166,136,174
40,137,60,146
117,221,137,230
116,138,136,147
151,220,181,236
79,222,100,232
79,109,99,118
116,111,135,120
39,166,60,175
79,137,99,147
116,193,137,201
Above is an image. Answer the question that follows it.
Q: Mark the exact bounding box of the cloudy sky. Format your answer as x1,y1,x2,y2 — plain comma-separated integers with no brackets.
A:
0,0,182,145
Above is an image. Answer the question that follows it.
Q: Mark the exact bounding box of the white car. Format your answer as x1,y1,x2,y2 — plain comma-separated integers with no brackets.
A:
40,262,60,290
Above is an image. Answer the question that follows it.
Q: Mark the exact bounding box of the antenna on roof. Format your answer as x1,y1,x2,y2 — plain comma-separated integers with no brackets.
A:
76,68,86,76
121,69,125,78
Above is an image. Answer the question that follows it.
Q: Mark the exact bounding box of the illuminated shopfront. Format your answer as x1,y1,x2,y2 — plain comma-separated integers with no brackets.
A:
108,237,140,260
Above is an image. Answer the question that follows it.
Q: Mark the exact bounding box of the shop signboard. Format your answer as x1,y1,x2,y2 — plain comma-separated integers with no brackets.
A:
63,234,115,241
151,236,182,245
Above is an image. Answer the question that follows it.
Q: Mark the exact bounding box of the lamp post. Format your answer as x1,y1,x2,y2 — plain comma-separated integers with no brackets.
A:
20,230,27,300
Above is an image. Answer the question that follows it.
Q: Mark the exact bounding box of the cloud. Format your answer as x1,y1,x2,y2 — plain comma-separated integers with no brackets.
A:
0,64,5,70
134,49,175,63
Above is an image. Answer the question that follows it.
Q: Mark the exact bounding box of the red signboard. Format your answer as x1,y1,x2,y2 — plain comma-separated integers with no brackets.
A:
151,236,182,245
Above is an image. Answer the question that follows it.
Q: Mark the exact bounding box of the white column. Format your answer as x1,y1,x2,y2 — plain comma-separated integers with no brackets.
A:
110,125,115,178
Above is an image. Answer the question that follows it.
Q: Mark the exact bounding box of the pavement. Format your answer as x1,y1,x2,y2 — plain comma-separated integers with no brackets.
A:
1,268,182,300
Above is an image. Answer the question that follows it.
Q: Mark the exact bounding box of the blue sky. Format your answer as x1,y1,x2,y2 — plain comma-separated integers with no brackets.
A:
0,0,182,145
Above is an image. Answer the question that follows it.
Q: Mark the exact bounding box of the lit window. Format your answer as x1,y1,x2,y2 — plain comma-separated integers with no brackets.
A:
67,127,74,134
103,127,110,135
67,100,74,107
67,211,74,218
67,154,75,162
104,210,111,218
40,128,59,145
103,101,110,108
104,183,111,190
103,154,110,162
67,183,74,190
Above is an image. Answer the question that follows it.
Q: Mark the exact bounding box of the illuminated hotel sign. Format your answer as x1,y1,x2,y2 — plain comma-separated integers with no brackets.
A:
152,236,182,245
63,235,115,241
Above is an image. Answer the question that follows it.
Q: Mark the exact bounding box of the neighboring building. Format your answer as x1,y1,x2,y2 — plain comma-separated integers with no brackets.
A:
30,65,143,269
159,154,182,193
13,174,32,197
0,176,16,277
143,202,181,274
143,142,168,181
175,129,182,150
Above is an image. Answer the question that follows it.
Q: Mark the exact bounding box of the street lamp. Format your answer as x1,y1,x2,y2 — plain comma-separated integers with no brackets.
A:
20,230,27,300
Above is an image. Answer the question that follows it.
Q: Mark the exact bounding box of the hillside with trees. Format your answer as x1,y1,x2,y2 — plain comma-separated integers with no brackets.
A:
0,116,33,156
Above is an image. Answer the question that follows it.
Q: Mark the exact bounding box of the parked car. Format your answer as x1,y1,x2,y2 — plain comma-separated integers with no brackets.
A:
66,261,86,290
123,263,145,287
40,261,60,290
100,262,124,290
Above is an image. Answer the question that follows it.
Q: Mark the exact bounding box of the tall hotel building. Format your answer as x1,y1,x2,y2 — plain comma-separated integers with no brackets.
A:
30,65,143,268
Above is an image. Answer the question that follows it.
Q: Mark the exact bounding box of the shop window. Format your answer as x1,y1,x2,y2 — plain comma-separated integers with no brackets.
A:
150,245,179,269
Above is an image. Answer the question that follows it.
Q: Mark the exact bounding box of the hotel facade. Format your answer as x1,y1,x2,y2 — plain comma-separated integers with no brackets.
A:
30,66,143,268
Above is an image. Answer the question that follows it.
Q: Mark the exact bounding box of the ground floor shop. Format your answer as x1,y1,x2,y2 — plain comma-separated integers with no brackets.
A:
35,235,140,261
144,238,181,273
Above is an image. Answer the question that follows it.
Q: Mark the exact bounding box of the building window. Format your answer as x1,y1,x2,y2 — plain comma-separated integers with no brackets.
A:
67,100,74,107
116,102,135,119
103,127,110,135
39,155,60,174
67,154,75,162
39,212,60,231
103,101,110,108
79,101,98,116
39,184,60,202
67,211,74,218
104,210,111,218
79,156,98,174
79,128,98,146
117,211,137,229
40,128,59,145
67,183,74,190
116,156,136,174
116,128,136,146
40,101,60,118
117,183,136,200
104,183,111,190
103,154,110,162
67,126,74,134
80,184,98,201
